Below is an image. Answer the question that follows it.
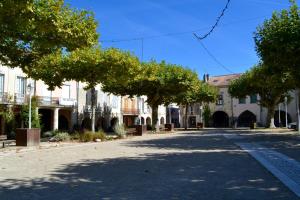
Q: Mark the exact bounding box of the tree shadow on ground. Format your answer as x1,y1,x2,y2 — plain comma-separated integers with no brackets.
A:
0,134,297,200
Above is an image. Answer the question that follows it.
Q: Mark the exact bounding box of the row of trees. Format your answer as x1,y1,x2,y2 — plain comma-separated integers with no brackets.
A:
0,0,218,132
229,1,299,128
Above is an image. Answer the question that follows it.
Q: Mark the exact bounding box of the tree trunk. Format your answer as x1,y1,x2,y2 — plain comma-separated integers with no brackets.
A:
168,105,172,124
91,87,96,132
185,103,188,130
151,104,159,132
266,106,276,128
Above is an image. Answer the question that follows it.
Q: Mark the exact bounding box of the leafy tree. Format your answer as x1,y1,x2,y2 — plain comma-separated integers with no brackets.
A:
104,60,199,131
228,64,292,128
21,96,41,128
254,1,300,86
174,80,218,129
202,104,211,127
0,0,98,85
47,47,140,132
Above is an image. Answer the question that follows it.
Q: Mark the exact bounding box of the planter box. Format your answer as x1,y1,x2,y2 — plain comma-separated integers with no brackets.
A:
136,125,147,136
165,123,174,131
16,128,40,146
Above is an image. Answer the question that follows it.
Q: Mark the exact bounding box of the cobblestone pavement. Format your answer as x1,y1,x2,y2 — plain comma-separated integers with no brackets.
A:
0,131,298,200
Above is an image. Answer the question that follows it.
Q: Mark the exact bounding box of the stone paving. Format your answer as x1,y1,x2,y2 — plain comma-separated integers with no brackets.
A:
0,131,298,200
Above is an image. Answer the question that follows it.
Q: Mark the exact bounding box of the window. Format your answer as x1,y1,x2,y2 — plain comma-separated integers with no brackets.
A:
216,95,223,105
62,84,70,99
250,94,257,104
16,76,26,97
112,96,118,108
0,74,4,95
239,97,246,104
190,105,194,115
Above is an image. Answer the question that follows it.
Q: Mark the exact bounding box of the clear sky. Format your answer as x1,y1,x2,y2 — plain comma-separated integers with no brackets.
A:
65,0,292,77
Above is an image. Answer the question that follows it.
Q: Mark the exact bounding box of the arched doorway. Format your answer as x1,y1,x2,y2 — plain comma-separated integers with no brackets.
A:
111,117,118,128
189,116,196,128
160,117,165,125
146,117,151,125
39,109,53,132
96,117,105,131
141,117,145,125
58,115,69,131
274,110,292,127
81,117,91,130
237,110,256,127
212,111,229,128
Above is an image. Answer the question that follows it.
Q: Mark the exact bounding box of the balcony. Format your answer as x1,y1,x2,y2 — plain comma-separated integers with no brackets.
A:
36,96,76,107
14,93,26,104
37,96,58,106
122,107,140,115
59,98,76,106
83,105,102,113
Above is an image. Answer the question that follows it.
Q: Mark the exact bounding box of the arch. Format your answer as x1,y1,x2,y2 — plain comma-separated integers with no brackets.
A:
237,110,256,127
58,114,69,131
81,117,91,130
160,117,165,125
146,117,151,125
141,117,145,125
111,117,119,128
212,111,229,128
96,117,106,131
274,110,292,127
189,116,196,128
38,109,53,132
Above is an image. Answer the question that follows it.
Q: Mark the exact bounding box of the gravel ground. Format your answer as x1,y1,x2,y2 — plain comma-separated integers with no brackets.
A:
0,131,298,200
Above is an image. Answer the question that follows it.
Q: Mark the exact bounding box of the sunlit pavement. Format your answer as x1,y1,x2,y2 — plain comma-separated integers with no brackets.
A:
0,130,298,200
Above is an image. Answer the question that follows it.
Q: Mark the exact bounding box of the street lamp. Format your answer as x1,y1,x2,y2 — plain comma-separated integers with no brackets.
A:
27,82,33,129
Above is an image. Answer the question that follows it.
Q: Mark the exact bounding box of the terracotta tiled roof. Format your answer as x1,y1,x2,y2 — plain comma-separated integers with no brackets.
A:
208,74,242,87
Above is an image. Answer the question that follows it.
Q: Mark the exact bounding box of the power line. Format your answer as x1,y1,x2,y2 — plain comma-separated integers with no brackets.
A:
194,0,231,40
194,37,235,74
100,15,265,44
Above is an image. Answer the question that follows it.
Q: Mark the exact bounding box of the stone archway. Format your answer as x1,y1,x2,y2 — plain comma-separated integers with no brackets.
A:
58,115,69,131
111,117,119,128
274,110,292,127
237,110,256,127
212,111,229,128
38,109,53,132
160,117,165,125
81,117,91,130
146,117,151,125
141,117,145,125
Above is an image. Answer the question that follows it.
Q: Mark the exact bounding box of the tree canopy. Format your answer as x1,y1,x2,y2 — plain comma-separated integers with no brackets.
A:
229,63,292,128
254,1,300,86
0,0,98,76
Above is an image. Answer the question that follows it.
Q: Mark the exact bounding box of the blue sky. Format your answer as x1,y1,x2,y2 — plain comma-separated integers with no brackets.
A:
66,0,292,77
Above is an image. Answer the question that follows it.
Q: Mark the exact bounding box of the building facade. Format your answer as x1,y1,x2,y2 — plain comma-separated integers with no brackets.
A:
0,65,167,136
180,74,298,128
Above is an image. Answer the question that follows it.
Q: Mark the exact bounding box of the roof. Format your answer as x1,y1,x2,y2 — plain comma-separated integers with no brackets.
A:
208,74,242,87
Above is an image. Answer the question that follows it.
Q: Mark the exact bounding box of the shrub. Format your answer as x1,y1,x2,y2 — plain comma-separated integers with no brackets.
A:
70,132,80,140
42,131,53,138
113,124,126,138
93,131,106,141
79,131,106,142
50,132,70,142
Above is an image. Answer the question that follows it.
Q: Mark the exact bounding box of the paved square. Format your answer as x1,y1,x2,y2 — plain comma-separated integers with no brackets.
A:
0,131,298,200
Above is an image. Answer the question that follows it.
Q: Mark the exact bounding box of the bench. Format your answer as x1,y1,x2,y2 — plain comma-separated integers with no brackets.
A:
0,135,16,148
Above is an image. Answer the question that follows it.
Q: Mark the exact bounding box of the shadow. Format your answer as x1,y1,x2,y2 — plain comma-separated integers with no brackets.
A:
0,134,297,200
